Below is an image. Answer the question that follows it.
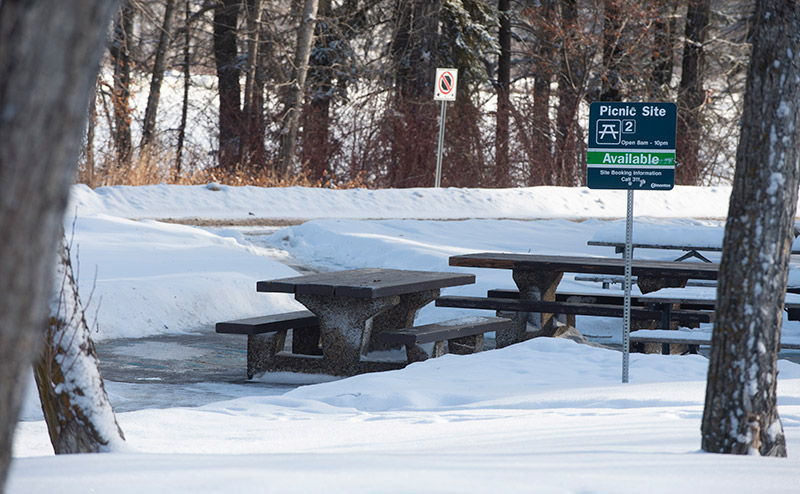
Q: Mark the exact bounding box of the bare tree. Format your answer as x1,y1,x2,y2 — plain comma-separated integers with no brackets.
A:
0,0,121,487
141,0,178,149
495,0,512,187
676,0,711,184
214,0,243,172
277,0,320,176
109,1,135,167
34,236,126,454
701,0,800,457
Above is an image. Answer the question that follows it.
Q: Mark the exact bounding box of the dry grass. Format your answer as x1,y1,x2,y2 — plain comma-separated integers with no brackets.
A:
76,145,372,189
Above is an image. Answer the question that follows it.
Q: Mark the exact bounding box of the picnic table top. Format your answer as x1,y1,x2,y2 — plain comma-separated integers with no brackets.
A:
449,252,719,280
588,239,800,255
587,239,724,251
257,267,475,299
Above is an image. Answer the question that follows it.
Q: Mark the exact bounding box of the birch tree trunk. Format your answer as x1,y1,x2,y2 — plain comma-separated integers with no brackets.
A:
701,0,800,457
34,238,126,454
277,0,319,176
0,0,120,487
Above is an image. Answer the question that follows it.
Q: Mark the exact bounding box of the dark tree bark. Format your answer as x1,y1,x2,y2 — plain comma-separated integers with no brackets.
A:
303,0,334,182
141,0,178,148
214,0,243,172
651,0,677,94
701,0,800,457
392,0,440,99
0,0,120,487
530,0,554,185
109,1,134,167
175,0,192,177
675,0,710,185
495,0,511,187
241,0,266,170
385,0,441,187
599,0,623,102
554,0,583,186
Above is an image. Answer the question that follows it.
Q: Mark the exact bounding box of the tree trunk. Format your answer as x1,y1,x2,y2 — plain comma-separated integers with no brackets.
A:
302,0,333,182
554,0,582,186
530,0,554,185
0,0,120,487
651,0,677,95
242,0,266,170
214,0,243,172
141,0,177,149
675,0,710,185
495,0,511,187
175,0,192,177
277,0,320,176
109,1,134,167
34,237,126,454
600,0,622,102
701,0,800,457
86,78,98,187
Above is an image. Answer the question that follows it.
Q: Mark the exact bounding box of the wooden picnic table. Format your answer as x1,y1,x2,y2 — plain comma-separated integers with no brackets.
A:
587,239,720,262
447,253,719,347
588,239,800,263
257,268,475,375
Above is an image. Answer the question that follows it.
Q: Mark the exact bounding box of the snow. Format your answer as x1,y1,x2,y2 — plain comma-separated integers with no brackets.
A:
9,184,800,493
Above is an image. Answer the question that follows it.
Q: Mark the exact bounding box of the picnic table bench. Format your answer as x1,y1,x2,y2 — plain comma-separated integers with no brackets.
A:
482,287,800,354
375,316,513,361
216,310,320,379
629,329,800,354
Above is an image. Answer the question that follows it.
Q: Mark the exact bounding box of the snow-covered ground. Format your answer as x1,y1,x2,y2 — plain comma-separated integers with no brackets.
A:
9,184,800,493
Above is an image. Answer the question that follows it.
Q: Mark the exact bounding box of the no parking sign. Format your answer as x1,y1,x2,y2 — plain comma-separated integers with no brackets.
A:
434,68,458,101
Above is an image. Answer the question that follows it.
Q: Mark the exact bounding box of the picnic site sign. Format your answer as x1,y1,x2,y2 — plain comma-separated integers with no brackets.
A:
587,101,677,190
586,101,676,383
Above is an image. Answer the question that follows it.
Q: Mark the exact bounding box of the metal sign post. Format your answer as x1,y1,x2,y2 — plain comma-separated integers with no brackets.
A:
433,68,457,188
622,190,634,383
435,101,447,188
587,101,677,383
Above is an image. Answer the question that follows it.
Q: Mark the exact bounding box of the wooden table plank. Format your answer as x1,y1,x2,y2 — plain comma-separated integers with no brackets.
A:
449,253,719,280
258,268,475,299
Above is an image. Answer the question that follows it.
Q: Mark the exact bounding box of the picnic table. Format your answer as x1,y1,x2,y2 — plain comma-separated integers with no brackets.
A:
440,253,719,348
587,239,719,262
256,268,475,375
588,226,800,263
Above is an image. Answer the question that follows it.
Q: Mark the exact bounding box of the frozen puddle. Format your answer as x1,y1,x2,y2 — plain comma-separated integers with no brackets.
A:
109,341,212,361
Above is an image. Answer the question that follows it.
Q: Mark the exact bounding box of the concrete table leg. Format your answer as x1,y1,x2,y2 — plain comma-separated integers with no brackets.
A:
247,330,287,379
496,269,563,347
296,293,399,374
369,289,439,353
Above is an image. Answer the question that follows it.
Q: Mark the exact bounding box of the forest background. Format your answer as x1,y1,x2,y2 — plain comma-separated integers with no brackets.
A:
88,0,734,190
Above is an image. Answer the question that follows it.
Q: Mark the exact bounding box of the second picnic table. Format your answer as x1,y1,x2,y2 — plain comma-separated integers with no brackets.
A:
257,267,475,375
441,252,720,347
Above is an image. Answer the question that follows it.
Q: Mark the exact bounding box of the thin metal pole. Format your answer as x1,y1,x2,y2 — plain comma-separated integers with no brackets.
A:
435,100,447,187
622,189,634,383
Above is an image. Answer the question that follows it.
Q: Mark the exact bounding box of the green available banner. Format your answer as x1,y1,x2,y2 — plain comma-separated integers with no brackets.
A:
586,150,675,166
